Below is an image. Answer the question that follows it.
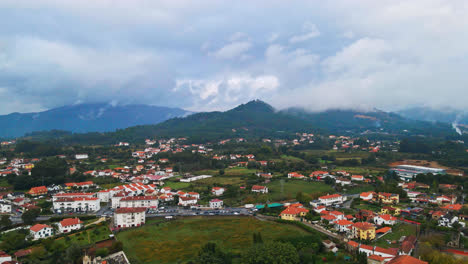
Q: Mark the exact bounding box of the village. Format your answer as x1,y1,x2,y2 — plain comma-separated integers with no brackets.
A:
0,133,467,264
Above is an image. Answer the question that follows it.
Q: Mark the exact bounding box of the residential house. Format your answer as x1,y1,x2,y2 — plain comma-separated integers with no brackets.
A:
53,197,100,213
75,154,88,160
119,196,158,209
251,185,268,194
114,207,146,229
314,193,346,206
58,218,83,233
360,192,374,201
0,202,12,213
439,214,465,228
30,224,54,240
335,177,352,186
28,186,48,197
209,199,223,208
178,196,198,206
380,206,401,216
374,214,397,226
378,192,399,204
335,219,353,232
288,172,305,179
387,255,428,264
280,206,309,221
211,187,225,196
352,222,376,240
351,175,364,181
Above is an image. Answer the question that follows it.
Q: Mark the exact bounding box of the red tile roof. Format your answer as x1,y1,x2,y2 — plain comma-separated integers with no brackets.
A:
347,241,359,248
280,207,309,216
319,193,342,200
120,196,158,201
374,246,398,256
387,255,428,264
59,218,83,227
353,222,375,230
376,227,392,233
115,207,146,214
30,224,52,232
252,185,267,190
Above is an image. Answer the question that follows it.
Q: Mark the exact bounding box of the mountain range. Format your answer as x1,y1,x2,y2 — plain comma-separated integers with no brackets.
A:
1,100,463,143
397,107,468,135
0,103,191,138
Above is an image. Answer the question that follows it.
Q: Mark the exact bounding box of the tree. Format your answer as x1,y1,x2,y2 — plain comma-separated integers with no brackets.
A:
241,241,300,264
0,215,12,228
193,242,231,264
96,248,109,258
64,243,82,264
253,232,263,244
22,208,41,225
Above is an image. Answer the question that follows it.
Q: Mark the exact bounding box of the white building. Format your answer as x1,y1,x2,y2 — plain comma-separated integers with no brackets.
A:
114,207,146,229
0,251,12,263
97,190,112,203
311,194,346,207
0,202,11,213
52,192,95,202
334,219,353,233
58,218,83,233
53,197,101,213
75,154,89,160
251,185,268,194
119,196,158,209
211,187,225,196
30,224,54,240
373,214,397,226
209,199,223,208
178,196,198,206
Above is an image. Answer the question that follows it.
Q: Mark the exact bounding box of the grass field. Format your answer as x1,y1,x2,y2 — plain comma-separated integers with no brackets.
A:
266,180,333,201
372,224,417,248
99,182,126,189
196,176,246,186
333,166,386,175
117,217,311,264
163,181,192,190
55,224,112,247
194,167,257,177
279,155,304,162
343,185,374,194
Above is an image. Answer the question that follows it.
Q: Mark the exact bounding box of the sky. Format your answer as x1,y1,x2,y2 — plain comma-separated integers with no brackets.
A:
1,0,468,114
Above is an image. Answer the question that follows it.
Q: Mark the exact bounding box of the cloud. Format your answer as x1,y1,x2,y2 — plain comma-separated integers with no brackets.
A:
1,0,468,115
211,41,252,60
289,22,320,43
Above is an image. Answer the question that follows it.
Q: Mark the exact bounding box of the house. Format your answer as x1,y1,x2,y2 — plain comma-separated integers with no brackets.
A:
114,207,146,229
315,193,346,206
119,196,158,209
352,222,376,240
380,206,401,216
374,214,397,226
288,172,305,179
360,192,374,201
211,187,225,196
322,240,338,253
28,186,48,196
438,214,465,228
431,211,445,220
359,244,374,256
335,177,351,186
378,192,399,204
0,251,12,264
187,192,200,199
279,206,309,221
442,204,463,211
310,171,330,179
53,197,100,213
30,224,54,240
387,255,428,264
335,219,353,232
329,210,345,221
373,246,398,259
58,218,83,233
75,154,88,160
368,254,386,264
209,199,223,208
376,227,392,235
178,196,198,206
400,235,416,255
351,175,364,181
0,202,12,213
251,185,268,194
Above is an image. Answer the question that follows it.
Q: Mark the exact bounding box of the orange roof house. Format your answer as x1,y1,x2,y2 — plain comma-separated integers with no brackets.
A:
28,186,47,196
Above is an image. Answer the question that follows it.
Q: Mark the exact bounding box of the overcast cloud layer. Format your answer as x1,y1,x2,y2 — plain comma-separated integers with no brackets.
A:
1,0,468,114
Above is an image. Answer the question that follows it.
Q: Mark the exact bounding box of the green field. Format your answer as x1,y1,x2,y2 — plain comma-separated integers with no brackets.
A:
194,167,257,177
266,180,333,201
116,217,311,264
279,155,304,162
56,224,112,247
372,224,417,248
343,185,374,194
196,176,246,186
162,181,192,190
333,166,386,175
